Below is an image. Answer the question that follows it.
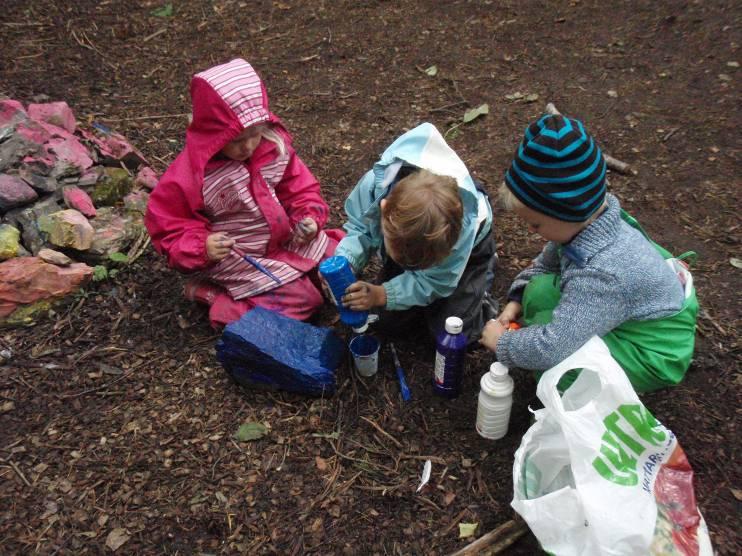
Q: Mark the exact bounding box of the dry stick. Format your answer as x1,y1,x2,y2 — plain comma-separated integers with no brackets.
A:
1,459,32,487
544,102,635,175
360,416,403,449
448,518,529,556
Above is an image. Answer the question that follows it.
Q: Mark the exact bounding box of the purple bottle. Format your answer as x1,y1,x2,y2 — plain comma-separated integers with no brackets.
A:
433,316,467,398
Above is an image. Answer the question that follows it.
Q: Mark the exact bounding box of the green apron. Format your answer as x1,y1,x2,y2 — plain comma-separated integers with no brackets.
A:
522,210,699,393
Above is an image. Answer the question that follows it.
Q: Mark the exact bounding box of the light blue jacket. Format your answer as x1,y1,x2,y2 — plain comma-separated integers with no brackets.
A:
335,123,493,311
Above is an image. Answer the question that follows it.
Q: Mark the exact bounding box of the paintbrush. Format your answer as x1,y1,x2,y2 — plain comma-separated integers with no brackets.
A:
389,342,411,402
231,244,282,285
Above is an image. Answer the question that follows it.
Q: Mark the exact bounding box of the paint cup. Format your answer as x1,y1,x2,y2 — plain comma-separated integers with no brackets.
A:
349,334,380,377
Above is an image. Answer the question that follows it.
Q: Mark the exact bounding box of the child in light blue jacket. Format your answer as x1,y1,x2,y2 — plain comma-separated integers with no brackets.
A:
335,123,497,343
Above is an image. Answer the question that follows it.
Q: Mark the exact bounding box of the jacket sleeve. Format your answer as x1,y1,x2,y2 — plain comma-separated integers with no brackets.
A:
144,177,212,273
496,268,628,370
274,151,330,229
334,170,381,272
507,242,561,302
382,219,476,311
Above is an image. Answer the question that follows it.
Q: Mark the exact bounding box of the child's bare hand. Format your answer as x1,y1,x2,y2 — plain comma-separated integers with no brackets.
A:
496,301,522,327
206,232,234,261
479,319,508,352
342,281,386,311
292,217,318,246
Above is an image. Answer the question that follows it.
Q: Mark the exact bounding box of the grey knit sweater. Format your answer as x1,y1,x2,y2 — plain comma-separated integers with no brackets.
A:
496,194,685,370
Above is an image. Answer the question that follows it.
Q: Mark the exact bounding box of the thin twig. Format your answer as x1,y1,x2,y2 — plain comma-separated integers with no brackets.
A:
448,518,529,556
1,459,32,487
360,416,403,449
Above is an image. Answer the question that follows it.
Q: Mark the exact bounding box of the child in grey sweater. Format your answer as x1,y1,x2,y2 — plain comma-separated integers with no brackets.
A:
480,114,698,392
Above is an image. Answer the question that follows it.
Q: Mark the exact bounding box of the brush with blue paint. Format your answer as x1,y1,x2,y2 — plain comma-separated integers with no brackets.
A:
242,254,282,285
389,343,411,402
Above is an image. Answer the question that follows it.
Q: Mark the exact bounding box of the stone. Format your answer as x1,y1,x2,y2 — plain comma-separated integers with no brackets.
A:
134,166,158,190
37,209,94,250
3,194,65,254
87,207,140,259
19,166,57,194
47,136,94,175
91,167,133,206
123,189,149,214
27,102,77,133
0,134,42,173
62,186,97,217
0,257,92,322
0,224,20,260
0,100,28,134
0,174,38,213
77,166,103,187
38,248,72,266
79,128,147,169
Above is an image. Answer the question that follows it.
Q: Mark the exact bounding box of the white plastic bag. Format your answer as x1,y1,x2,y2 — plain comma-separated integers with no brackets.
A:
511,337,713,556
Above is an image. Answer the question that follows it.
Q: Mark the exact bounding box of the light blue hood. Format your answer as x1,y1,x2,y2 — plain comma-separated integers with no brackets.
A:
335,123,493,311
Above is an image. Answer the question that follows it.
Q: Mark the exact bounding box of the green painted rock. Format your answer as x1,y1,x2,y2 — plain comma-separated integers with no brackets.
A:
0,224,20,260
91,167,133,206
38,209,94,250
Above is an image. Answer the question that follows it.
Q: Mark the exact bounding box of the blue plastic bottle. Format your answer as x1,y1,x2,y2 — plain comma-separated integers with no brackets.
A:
319,256,369,331
433,316,467,398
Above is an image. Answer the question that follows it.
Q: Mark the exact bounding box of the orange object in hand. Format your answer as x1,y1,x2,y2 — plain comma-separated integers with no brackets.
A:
508,322,522,330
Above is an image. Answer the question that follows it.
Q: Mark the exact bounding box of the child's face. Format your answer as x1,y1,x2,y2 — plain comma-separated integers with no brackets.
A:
221,126,262,161
513,203,585,244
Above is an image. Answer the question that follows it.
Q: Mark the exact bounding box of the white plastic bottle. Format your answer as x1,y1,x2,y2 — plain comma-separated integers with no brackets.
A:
476,362,514,440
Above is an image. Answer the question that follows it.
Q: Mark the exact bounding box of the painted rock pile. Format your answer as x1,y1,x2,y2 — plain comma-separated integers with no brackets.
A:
0,98,157,326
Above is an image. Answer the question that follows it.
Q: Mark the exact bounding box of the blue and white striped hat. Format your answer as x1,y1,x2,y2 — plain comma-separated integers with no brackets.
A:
505,114,607,222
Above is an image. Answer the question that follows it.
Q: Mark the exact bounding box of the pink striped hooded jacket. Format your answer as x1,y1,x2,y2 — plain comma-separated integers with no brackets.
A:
145,59,334,299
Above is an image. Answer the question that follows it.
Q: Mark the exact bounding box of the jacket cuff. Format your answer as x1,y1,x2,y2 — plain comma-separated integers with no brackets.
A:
382,282,396,310
496,331,516,367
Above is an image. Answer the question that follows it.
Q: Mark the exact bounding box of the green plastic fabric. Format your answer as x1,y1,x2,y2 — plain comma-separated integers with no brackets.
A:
521,210,699,393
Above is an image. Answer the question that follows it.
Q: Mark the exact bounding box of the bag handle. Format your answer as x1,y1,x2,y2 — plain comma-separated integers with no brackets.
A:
536,336,639,416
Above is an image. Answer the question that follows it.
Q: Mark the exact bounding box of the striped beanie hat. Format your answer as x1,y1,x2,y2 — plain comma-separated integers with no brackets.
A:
505,114,607,222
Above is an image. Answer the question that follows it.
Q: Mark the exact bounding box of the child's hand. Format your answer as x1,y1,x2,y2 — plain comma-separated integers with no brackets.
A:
292,217,318,246
479,319,508,352
342,281,386,311
496,301,522,328
206,232,235,261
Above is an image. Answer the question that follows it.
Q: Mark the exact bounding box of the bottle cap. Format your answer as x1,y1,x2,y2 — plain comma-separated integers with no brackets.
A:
489,362,509,378
444,316,464,334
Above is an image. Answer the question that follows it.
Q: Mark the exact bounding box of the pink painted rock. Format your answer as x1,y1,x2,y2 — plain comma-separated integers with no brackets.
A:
0,174,38,212
0,100,28,130
79,129,147,168
37,209,94,250
62,186,97,217
46,136,94,172
87,207,138,258
38,248,72,266
0,257,93,318
134,166,158,190
27,102,77,133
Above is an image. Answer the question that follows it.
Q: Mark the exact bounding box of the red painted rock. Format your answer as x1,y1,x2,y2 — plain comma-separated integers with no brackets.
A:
0,174,38,212
27,101,77,133
0,257,92,318
37,209,94,250
62,186,97,217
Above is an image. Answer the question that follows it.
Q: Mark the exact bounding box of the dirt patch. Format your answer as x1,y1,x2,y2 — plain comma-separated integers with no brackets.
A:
1,1,739,554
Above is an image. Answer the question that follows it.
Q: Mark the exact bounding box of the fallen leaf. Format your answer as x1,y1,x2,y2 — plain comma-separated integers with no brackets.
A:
729,258,742,269
731,488,742,501
459,522,479,538
105,528,130,551
443,492,456,506
151,4,173,17
315,456,328,471
463,104,489,123
424,65,438,77
524,93,540,102
234,421,268,442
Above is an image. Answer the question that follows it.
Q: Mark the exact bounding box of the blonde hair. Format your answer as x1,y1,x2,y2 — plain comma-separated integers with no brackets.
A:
257,124,286,156
381,169,463,269
498,182,523,211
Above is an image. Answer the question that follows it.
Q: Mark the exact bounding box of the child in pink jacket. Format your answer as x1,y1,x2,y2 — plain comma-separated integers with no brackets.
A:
145,59,342,327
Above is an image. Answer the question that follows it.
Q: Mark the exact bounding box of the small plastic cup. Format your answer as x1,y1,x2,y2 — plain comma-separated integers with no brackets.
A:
349,335,380,377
